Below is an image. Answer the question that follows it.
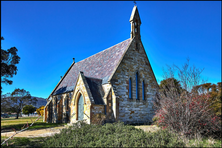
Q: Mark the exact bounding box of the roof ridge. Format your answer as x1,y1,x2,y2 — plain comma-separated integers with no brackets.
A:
76,38,131,64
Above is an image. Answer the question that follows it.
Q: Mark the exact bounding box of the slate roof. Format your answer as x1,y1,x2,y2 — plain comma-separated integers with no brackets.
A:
53,38,132,95
85,76,104,105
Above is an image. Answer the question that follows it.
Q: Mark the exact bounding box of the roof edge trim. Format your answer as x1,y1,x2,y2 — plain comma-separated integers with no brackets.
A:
46,62,75,100
139,40,159,89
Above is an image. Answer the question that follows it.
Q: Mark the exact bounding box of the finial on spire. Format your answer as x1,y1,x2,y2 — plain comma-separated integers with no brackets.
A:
134,1,136,6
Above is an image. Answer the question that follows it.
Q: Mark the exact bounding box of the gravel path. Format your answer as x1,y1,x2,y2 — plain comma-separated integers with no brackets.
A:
1,125,160,138
1,127,66,138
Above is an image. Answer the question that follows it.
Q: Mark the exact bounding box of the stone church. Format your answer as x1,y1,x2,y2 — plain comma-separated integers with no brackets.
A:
44,6,159,124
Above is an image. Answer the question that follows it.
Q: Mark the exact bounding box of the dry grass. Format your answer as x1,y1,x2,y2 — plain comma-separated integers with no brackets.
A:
134,125,160,133
1,116,65,132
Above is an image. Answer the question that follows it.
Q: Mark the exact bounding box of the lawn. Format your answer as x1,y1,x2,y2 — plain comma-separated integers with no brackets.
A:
1,116,66,132
1,136,45,147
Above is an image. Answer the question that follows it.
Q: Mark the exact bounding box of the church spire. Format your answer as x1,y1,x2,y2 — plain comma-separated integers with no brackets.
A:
129,5,141,39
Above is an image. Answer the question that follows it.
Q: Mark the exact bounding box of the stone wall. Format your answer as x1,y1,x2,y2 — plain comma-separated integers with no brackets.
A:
45,92,72,123
44,106,47,122
111,38,159,124
91,105,105,124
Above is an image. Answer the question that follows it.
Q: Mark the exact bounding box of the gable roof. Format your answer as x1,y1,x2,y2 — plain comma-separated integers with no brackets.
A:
85,76,104,105
52,38,132,95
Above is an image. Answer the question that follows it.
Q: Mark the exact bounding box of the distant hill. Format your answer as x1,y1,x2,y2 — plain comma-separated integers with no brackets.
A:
31,97,47,108
2,96,47,109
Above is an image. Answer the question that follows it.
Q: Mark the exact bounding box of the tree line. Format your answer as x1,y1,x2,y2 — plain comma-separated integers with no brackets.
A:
1,37,44,118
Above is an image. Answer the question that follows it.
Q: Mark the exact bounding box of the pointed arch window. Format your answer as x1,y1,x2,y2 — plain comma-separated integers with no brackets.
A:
142,80,145,100
136,72,139,99
129,78,132,99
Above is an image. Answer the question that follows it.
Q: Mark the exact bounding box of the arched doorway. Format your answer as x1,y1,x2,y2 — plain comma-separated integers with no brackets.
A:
77,94,84,120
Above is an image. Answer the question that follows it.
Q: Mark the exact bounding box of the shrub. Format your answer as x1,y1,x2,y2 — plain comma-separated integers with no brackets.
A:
43,121,185,147
154,88,221,139
36,106,44,116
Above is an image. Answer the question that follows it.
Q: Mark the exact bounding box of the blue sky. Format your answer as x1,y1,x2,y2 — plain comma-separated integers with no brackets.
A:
1,1,221,99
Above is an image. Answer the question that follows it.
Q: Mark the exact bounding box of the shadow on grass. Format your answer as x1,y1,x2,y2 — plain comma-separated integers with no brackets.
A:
1,122,66,133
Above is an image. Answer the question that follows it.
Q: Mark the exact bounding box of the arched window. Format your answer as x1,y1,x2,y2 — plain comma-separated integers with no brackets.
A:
142,80,145,100
129,78,132,99
136,72,139,99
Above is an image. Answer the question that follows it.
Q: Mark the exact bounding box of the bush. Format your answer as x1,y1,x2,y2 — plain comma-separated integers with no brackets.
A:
36,106,44,116
156,59,222,139
43,121,185,147
154,87,221,139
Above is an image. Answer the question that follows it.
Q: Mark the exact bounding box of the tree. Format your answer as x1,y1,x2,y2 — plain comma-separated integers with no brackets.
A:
1,93,12,113
1,37,20,94
9,88,37,119
22,105,36,116
154,59,221,138
162,58,206,92
159,78,184,97
192,82,222,117
36,106,45,116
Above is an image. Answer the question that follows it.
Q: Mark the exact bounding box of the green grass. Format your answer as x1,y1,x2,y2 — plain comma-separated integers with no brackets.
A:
1,116,66,132
1,116,43,126
1,136,45,147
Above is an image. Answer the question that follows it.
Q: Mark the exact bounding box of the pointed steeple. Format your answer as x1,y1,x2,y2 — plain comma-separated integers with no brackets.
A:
129,6,142,39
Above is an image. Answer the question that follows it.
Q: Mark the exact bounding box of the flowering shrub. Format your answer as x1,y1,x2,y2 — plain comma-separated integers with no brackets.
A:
156,60,221,139
154,89,221,139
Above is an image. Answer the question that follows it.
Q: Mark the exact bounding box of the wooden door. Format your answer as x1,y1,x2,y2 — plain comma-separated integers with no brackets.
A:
78,95,84,120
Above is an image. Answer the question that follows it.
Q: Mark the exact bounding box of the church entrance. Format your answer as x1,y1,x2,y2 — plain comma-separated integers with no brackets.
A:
78,94,84,120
